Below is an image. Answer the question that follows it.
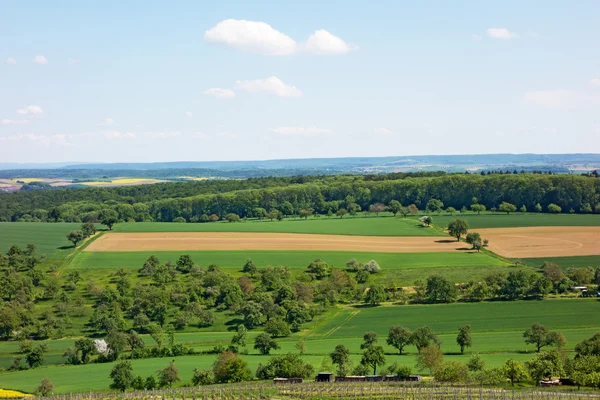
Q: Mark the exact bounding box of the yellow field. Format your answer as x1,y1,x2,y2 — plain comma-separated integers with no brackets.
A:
83,178,162,186
0,389,32,398
178,176,208,181
11,178,46,183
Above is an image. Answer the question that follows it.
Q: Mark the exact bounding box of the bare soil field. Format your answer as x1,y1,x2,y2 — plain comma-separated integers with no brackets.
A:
85,232,468,253
476,226,600,258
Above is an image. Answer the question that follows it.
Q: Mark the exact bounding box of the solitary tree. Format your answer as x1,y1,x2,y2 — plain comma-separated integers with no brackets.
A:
523,323,556,352
81,222,96,237
388,200,402,216
415,346,444,374
336,208,348,218
498,202,517,214
411,326,440,353
35,377,55,396
387,326,412,354
157,360,180,388
330,344,351,375
361,345,386,375
447,219,469,241
99,209,119,230
254,333,279,355
212,351,252,383
503,359,528,386
110,361,134,392
67,230,85,247
547,203,562,214
456,325,472,354
471,204,486,215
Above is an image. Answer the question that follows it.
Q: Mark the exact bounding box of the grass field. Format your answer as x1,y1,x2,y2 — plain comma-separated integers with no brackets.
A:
113,217,445,236
0,222,83,259
520,255,600,269
433,213,600,229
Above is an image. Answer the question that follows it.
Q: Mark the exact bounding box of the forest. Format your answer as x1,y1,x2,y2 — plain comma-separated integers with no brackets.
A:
1,172,599,223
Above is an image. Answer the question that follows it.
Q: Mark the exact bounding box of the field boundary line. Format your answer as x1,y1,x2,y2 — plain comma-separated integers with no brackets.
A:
61,230,107,271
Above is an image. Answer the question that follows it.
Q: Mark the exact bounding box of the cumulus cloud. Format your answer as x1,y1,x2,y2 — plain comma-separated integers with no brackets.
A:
302,30,354,54
16,105,44,116
204,19,354,56
1,119,28,126
6,57,17,64
203,88,236,99
100,117,115,126
487,28,519,39
374,127,393,135
235,76,302,97
33,55,48,64
205,19,296,55
270,127,332,136
103,131,136,139
590,78,600,87
523,90,600,109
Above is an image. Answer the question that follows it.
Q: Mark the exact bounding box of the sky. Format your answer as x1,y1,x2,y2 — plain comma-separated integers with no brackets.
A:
1,0,599,163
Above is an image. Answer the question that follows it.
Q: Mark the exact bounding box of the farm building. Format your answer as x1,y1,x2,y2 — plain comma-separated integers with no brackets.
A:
315,372,334,382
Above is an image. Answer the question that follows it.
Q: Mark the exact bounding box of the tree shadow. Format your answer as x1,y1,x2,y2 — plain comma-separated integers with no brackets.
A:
58,245,76,250
435,239,456,244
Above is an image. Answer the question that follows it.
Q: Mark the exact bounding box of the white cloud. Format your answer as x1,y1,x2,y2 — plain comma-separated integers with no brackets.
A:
6,57,17,64
1,119,28,126
270,126,332,136
487,28,519,39
302,30,354,54
33,55,48,64
185,111,193,116
68,58,80,64
235,76,302,97
523,90,600,109
144,131,181,138
216,131,238,139
590,78,600,87
204,19,296,55
203,88,236,99
374,127,393,135
16,105,44,116
100,117,115,126
103,131,136,139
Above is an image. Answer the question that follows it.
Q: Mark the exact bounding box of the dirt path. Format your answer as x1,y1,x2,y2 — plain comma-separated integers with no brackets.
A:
476,226,600,258
85,232,467,253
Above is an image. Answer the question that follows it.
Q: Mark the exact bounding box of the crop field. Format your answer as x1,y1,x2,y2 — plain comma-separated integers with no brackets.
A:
520,255,600,269
0,222,85,258
82,178,166,186
112,217,445,236
476,227,600,258
433,213,600,229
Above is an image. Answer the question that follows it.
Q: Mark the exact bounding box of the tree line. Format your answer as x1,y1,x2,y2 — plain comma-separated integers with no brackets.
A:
1,173,599,222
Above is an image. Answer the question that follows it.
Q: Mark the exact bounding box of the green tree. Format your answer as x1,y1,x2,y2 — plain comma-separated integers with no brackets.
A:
192,369,213,385
361,345,386,375
81,222,96,237
447,219,469,241
456,325,472,354
74,338,97,364
465,232,481,248
242,259,257,276
336,208,348,218
35,377,55,396
471,204,486,214
525,350,564,384
426,198,444,214
415,345,444,374
99,209,119,230
213,351,252,383
387,326,412,354
434,361,468,383
256,354,314,379
499,202,517,214
364,284,386,305
296,339,306,354
467,354,485,372
26,344,46,368
534,203,542,213
520,205,527,213
254,333,279,355
523,323,562,352
547,203,562,213
157,360,180,388
411,326,440,353
109,361,134,392
330,344,351,376
264,319,291,338
230,324,248,351
67,230,85,247
425,275,458,303
388,200,402,216
225,213,240,222
306,259,332,280
175,254,194,273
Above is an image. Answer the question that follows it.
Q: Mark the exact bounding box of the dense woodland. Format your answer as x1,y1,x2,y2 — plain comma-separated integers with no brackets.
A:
1,172,599,222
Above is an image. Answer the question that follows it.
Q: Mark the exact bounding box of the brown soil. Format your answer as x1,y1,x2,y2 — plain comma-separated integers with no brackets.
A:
85,232,467,253
476,226,600,258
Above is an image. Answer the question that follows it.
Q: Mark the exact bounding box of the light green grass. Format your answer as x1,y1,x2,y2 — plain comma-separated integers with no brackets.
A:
73,250,509,270
112,217,445,236
519,256,600,269
313,299,600,339
0,222,83,259
432,212,600,229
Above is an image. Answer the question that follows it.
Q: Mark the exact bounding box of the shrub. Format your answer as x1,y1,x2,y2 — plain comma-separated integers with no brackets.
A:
173,217,186,223
364,260,381,274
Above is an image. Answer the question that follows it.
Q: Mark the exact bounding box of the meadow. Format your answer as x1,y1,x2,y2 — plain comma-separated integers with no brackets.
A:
0,222,82,260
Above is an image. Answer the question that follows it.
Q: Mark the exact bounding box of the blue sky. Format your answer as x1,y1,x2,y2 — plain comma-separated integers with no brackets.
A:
1,0,599,163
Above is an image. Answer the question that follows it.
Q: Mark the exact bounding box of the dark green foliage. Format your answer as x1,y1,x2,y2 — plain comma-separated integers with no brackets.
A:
109,361,134,392
254,333,279,355
256,354,314,379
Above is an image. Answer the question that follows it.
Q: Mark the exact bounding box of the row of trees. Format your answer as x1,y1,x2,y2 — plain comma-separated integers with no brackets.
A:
2,173,599,222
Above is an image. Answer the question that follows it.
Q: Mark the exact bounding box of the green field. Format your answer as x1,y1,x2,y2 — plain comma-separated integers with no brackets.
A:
432,212,600,229
1,299,599,393
112,217,445,236
0,222,83,256
520,255,600,269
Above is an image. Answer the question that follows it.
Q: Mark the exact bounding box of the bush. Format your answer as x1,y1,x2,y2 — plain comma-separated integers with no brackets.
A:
256,354,314,379
364,260,381,274
434,361,468,383
264,319,291,338
192,368,213,385
173,217,186,223
197,310,215,328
